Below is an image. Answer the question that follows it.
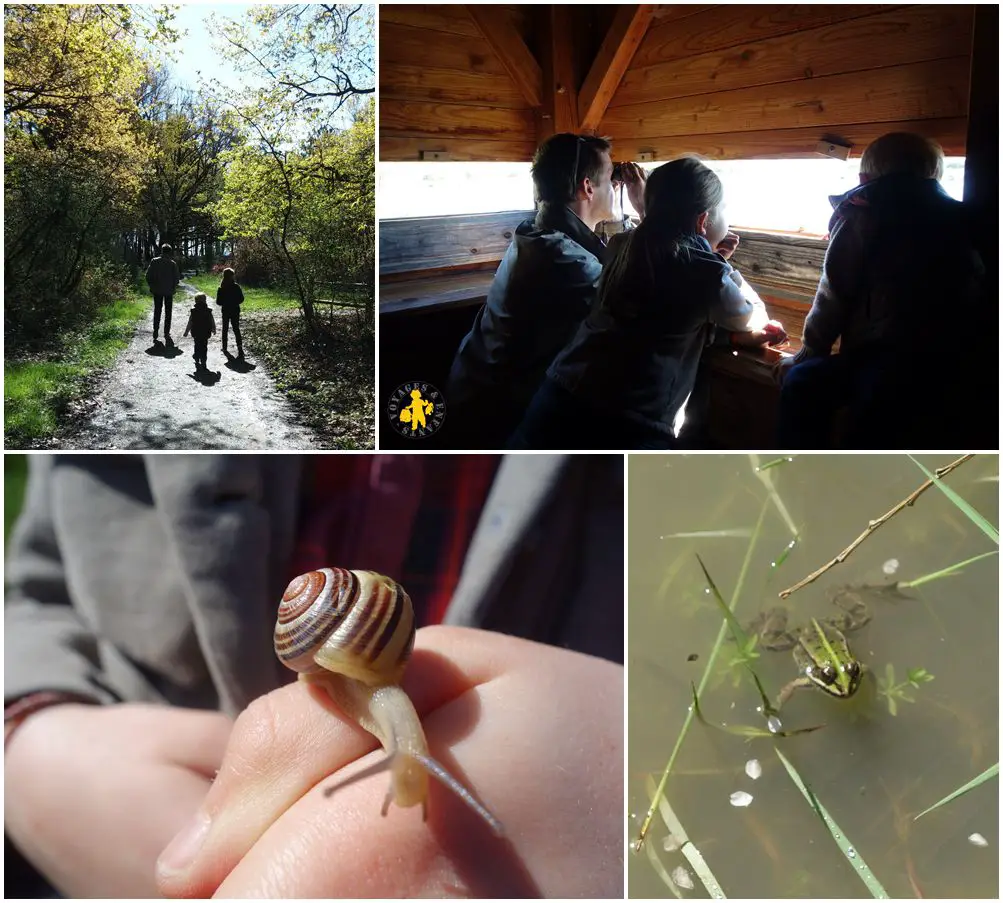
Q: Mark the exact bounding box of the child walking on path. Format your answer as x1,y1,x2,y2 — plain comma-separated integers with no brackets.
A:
183,294,217,372
216,268,245,360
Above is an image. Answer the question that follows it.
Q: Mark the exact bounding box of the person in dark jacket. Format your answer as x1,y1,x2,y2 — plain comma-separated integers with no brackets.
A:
182,294,216,372
445,133,646,448
776,132,985,448
509,157,785,450
145,243,181,347
215,268,245,360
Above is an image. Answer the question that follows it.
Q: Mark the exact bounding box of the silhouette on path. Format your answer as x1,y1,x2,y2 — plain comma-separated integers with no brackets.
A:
59,282,317,449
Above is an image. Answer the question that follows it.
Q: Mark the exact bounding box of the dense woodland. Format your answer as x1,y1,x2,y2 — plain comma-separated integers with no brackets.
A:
4,4,375,351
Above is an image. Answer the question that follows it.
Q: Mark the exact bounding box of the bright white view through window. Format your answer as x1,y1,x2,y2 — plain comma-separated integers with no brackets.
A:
379,158,965,236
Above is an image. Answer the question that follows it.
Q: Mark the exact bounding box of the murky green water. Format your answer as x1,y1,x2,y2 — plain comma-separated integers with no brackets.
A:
628,454,998,899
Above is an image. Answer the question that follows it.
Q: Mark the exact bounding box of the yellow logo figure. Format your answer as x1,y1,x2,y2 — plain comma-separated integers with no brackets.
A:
387,381,446,439
399,388,434,432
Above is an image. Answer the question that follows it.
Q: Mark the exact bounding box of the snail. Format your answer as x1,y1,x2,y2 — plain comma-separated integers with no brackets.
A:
274,567,504,835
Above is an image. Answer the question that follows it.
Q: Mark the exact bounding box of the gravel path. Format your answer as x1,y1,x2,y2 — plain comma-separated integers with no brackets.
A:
59,283,317,449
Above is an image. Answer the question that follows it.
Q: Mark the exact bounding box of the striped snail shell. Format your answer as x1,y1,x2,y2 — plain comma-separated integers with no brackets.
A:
274,568,415,687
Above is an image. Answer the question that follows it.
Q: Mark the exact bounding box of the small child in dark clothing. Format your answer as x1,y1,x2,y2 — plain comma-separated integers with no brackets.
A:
216,268,245,360
777,131,984,448
183,293,217,371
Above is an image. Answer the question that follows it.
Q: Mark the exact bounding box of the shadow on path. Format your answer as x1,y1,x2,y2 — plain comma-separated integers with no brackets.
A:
224,353,257,374
188,368,222,386
145,341,183,359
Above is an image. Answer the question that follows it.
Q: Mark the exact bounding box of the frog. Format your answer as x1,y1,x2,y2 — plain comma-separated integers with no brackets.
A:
745,586,873,708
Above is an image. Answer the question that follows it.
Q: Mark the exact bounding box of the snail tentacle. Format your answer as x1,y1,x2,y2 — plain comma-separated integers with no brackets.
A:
409,751,505,836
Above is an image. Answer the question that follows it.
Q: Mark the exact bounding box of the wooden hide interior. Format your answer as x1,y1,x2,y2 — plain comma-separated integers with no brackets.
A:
380,4,973,161
378,5,984,447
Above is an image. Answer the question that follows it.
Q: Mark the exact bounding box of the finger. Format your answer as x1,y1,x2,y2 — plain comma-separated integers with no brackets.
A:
213,645,624,898
156,627,529,898
152,709,234,778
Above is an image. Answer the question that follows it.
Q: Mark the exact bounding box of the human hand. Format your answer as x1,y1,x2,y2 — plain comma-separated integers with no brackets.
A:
715,231,740,259
731,319,787,350
4,703,232,898
762,319,788,346
156,626,624,899
617,162,648,219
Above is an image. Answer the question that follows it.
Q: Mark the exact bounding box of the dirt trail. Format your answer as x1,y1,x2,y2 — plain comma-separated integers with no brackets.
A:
60,282,317,449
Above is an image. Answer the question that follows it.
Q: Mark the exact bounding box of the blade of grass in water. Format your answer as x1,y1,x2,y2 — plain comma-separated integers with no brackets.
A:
696,554,752,645
898,550,998,589
755,456,796,472
770,535,799,571
774,747,890,899
749,453,799,536
642,840,684,899
635,498,770,850
907,456,999,545
661,528,754,539
913,762,999,821
690,682,825,738
645,776,727,899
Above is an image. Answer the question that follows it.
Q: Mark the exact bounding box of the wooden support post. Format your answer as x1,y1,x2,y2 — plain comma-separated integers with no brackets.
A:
962,4,997,277
466,5,542,108
578,5,654,133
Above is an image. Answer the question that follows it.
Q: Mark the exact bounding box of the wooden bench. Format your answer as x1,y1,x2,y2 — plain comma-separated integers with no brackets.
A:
379,210,533,315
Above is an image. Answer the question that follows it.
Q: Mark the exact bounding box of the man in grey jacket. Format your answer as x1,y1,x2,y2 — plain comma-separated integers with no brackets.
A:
145,243,181,346
4,454,624,897
445,134,646,448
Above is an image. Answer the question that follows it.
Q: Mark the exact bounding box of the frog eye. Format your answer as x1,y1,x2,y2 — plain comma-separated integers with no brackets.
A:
844,662,861,679
817,664,838,684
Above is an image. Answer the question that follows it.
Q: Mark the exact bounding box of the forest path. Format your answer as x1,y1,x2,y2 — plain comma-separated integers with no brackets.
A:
59,282,317,449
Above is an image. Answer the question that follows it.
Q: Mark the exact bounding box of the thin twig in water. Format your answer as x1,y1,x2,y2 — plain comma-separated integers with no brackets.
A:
778,455,973,599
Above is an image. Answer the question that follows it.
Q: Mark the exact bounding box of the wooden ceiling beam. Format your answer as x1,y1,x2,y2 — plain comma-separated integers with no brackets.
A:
466,6,543,108
579,5,654,132
549,5,580,134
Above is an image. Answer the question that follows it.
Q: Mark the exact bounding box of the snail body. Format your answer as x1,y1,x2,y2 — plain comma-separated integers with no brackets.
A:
275,568,503,834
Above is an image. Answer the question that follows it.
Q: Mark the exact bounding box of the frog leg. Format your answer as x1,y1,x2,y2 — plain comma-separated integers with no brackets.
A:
776,676,813,709
830,591,872,632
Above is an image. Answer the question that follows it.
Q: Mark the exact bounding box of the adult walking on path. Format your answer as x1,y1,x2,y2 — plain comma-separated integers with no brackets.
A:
146,244,181,347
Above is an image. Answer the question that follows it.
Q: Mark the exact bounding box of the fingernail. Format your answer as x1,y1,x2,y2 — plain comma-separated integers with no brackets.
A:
158,810,211,875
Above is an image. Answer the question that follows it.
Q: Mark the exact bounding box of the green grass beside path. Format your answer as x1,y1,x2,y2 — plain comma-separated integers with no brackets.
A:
4,296,147,449
187,275,299,313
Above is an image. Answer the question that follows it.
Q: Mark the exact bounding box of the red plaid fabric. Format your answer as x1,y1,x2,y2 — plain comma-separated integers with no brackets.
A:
290,456,501,626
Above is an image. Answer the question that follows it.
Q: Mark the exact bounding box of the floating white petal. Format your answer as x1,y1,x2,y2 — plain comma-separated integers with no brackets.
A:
671,866,694,890
882,558,900,575
745,759,762,780
730,790,754,807
968,833,989,847
662,833,681,852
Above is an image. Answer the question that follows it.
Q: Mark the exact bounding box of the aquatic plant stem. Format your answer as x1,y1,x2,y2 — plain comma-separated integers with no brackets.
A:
779,455,973,599
634,497,770,850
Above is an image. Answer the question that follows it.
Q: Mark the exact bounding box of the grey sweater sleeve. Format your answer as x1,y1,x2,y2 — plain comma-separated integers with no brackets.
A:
4,457,116,705
797,216,864,361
